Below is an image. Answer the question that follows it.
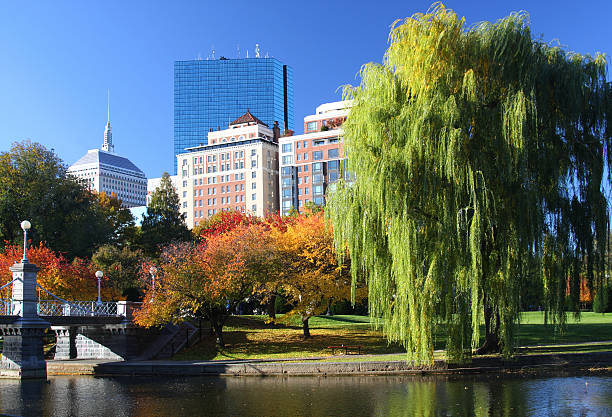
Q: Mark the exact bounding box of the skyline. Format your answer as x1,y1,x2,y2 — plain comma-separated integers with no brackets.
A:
1,0,611,178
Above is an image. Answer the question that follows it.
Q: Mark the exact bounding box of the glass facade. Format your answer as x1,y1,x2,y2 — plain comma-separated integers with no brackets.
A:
174,58,294,173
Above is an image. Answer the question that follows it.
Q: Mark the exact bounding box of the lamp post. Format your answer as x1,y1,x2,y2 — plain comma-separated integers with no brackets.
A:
149,266,157,302
20,220,31,263
95,270,103,305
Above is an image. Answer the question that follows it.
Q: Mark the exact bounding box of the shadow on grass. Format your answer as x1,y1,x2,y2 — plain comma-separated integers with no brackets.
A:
517,342,612,355
175,315,404,361
516,323,612,346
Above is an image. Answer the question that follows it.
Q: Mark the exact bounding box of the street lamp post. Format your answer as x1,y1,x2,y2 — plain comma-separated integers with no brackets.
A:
95,270,103,305
149,266,157,302
20,220,31,263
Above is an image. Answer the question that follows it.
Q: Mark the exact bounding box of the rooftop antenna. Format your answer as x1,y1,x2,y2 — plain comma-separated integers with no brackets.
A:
237,44,240,59
211,45,215,60
255,44,260,58
246,49,249,58
197,52,202,60
265,52,269,58
107,89,110,123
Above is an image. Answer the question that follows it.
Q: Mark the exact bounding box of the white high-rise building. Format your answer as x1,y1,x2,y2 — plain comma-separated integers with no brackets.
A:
68,107,147,208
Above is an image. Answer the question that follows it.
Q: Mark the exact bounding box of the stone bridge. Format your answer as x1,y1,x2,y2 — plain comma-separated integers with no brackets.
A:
0,261,166,379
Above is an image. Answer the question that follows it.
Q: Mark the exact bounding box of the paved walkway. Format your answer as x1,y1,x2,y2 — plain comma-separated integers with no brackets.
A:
47,347,612,377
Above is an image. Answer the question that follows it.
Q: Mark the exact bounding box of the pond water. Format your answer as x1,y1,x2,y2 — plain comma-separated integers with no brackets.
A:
1,373,611,416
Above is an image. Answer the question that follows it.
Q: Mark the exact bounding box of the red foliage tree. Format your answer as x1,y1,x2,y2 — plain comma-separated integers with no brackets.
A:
0,243,120,301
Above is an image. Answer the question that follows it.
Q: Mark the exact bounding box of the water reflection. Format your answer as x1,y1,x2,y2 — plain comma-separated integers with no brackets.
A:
0,373,611,416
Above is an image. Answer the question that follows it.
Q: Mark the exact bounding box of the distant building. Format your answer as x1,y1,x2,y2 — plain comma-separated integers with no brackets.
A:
177,110,280,228
173,55,294,173
147,175,179,206
278,100,352,216
68,113,147,208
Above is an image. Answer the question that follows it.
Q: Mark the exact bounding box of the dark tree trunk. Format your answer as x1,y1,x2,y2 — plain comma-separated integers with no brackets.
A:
267,295,277,321
476,304,500,355
210,313,226,347
325,298,334,316
302,316,311,338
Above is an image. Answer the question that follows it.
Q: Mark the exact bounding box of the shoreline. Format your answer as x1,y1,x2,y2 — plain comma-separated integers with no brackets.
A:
46,350,612,377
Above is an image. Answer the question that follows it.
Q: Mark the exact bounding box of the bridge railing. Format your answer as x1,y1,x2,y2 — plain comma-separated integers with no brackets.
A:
37,300,119,316
0,298,13,316
35,284,121,317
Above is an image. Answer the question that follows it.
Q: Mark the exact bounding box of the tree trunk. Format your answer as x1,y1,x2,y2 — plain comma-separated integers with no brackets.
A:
210,315,225,347
476,304,500,355
302,316,311,339
267,296,277,321
325,298,334,316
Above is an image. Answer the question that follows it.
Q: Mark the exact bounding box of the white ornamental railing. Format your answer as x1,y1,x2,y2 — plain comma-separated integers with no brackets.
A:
0,299,12,315
35,284,120,317
36,300,119,316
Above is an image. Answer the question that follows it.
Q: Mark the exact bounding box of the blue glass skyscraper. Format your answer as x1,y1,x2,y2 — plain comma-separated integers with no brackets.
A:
173,57,294,173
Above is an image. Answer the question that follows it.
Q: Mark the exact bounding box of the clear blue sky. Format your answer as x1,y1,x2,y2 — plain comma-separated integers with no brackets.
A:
0,1,610,178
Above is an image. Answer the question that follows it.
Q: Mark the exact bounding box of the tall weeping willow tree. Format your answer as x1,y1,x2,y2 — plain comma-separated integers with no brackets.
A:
327,3,611,363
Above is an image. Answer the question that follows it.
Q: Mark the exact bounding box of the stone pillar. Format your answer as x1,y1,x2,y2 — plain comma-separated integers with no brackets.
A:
0,262,50,379
52,327,77,360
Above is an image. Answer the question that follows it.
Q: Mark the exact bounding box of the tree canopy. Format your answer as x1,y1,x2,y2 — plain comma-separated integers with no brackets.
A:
0,141,117,259
327,4,611,363
139,172,190,256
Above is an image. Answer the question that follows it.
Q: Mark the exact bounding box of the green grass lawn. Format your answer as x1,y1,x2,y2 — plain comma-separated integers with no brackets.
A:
517,311,612,345
174,314,400,361
173,312,612,361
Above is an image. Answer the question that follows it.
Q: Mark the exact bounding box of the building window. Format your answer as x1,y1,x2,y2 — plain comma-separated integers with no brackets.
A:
313,163,323,172
303,141,308,148
252,183,257,189
251,149,256,156
252,193,256,201
282,143,293,153
282,155,293,165
182,202,187,208
304,187,309,195
251,161,257,168
182,191,187,197
252,204,257,211
306,121,317,132
313,151,323,161
313,174,323,183
296,142,301,149
314,185,323,195
328,148,339,158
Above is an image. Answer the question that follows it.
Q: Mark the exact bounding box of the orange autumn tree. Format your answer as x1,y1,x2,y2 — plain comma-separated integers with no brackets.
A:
0,243,120,301
134,223,279,347
272,211,361,338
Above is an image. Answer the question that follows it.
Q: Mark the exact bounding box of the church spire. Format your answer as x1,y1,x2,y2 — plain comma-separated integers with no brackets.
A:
102,90,114,153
